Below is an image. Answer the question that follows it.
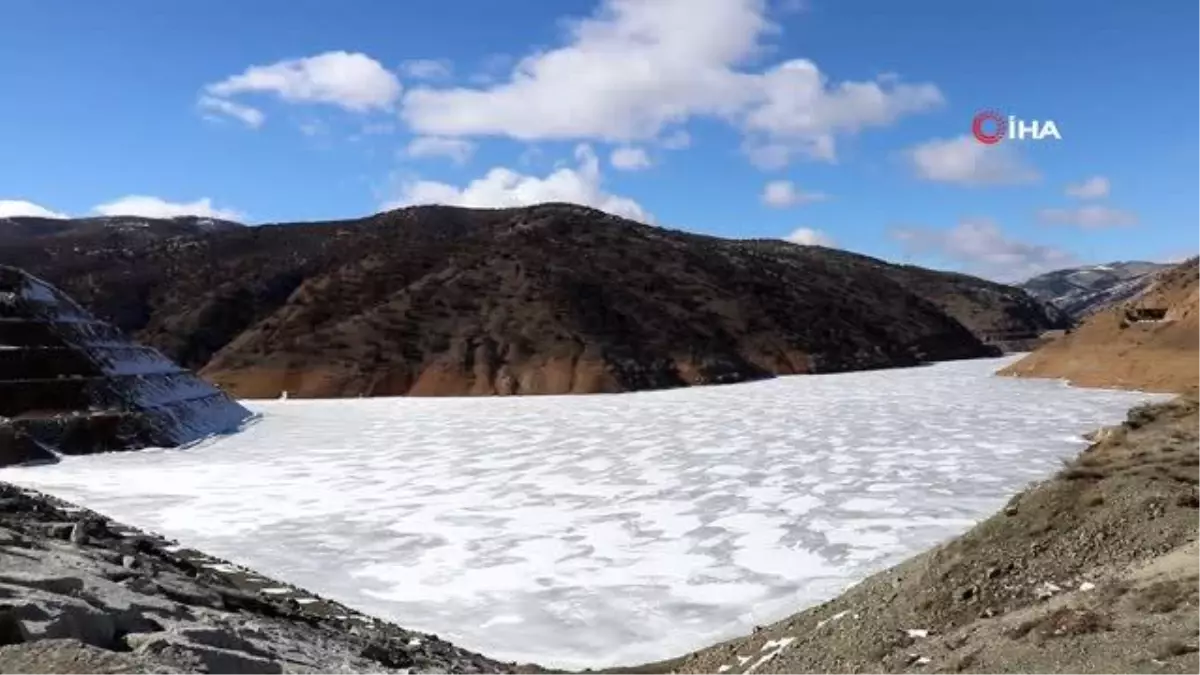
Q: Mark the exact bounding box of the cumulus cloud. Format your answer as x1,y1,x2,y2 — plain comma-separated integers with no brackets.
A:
761,180,827,207
202,51,401,124
399,58,453,80
610,146,652,171
404,136,475,164
741,59,943,166
1064,176,1110,199
198,95,265,128
400,0,941,165
906,135,1039,186
783,226,834,246
1036,205,1137,229
891,219,1076,281
92,196,245,221
384,144,651,222
0,199,67,219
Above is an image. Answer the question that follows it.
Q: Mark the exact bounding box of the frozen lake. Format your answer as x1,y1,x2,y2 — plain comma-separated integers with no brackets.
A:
0,356,1169,668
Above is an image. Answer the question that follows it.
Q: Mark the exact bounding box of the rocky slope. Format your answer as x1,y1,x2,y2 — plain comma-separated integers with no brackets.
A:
0,482,513,673
0,204,1065,398
639,394,1199,674
1021,262,1170,321
1001,258,1199,394
0,267,253,468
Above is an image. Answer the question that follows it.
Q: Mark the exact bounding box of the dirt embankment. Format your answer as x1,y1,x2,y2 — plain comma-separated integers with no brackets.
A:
1000,258,1199,394
631,394,1199,674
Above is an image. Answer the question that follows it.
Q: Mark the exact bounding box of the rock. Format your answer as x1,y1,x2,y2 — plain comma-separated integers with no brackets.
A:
7,596,117,649
126,632,283,674
121,556,138,570
359,640,415,669
0,638,159,674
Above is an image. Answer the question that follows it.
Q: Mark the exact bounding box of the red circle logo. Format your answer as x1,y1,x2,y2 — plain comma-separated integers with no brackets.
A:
972,110,1006,144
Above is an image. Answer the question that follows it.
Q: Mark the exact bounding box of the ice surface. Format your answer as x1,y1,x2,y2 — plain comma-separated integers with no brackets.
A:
0,356,1169,668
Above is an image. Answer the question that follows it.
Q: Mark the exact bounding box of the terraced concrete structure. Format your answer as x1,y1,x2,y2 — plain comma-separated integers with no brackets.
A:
0,266,253,467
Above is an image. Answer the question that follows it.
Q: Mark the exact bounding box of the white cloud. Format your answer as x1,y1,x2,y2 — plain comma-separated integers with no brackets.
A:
741,59,943,165
1064,176,1110,199
906,135,1039,186
659,129,692,149
784,227,834,246
0,199,67,219
404,136,475,164
384,144,651,222
761,179,827,207
203,51,401,123
198,95,265,128
92,196,244,221
1036,205,1137,229
400,0,941,165
399,58,453,80
891,219,1076,281
610,146,652,171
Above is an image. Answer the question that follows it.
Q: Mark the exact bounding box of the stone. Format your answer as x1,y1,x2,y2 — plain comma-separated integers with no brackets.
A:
0,638,158,674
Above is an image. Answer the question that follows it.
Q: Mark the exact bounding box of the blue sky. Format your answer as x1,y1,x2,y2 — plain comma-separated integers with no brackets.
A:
1,0,1195,281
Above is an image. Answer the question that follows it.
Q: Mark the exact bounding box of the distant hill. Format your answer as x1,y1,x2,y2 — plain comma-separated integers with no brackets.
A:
1020,261,1171,320
0,214,243,242
0,203,1066,397
1002,257,1199,394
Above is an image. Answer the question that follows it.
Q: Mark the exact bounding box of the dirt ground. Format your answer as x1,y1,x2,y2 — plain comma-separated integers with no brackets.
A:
612,394,1199,674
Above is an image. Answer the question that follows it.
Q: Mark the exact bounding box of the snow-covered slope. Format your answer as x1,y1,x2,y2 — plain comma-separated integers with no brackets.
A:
0,357,1165,667
1020,261,1170,320
0,266,253,466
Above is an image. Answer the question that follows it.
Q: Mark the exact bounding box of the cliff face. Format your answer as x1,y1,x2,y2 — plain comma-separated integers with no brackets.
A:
1021,261,1171,321
0,267,253,467
1000,257,1199,394
0,204,1065,398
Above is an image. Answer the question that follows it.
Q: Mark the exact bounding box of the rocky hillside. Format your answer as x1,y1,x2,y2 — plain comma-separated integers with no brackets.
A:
0,267,253,468
0,204,1065,398
1021,262,1170,321
647,394,1198,674
0,482,513,673
0,214,243,242
1001,258,1199,394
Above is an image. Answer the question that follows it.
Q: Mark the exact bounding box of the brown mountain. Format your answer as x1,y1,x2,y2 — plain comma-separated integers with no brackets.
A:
1000,257,1199,394
0,204,1067,397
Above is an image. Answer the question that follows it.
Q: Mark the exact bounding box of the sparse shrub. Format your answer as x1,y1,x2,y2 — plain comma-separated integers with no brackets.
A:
1155,640,1199,659
1010,607,1112,642
1058,463,1106,481
1132,580,1194,614
1176,490,1199,508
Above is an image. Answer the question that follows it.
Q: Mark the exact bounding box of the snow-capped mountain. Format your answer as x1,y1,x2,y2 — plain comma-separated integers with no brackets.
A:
1020,261,1171,320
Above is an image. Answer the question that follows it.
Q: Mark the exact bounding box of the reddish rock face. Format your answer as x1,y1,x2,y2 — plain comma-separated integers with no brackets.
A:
0,267,253,467
0,204,1068,399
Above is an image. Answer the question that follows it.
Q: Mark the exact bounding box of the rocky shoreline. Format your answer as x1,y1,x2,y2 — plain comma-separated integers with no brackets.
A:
0,482,519,674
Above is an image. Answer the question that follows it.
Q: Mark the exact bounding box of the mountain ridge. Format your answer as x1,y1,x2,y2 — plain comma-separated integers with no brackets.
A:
0,204,1068,397
1020,261,1171,321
